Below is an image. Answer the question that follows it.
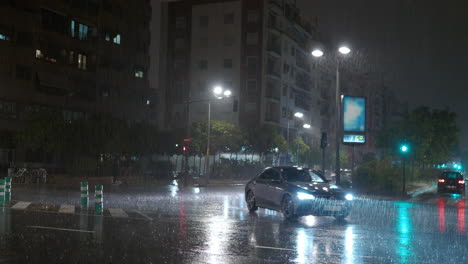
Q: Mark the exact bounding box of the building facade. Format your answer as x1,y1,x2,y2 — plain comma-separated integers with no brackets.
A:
163,0,331,148
0,0,154,162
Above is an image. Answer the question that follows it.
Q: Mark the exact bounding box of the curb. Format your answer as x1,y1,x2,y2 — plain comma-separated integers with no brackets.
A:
407,184,437,197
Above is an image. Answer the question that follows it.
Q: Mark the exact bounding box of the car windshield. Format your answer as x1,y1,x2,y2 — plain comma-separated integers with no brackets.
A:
442,172,462,179
281,168,325,183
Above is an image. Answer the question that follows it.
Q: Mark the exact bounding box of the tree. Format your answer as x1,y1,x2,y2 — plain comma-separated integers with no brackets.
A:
17,110,66,155
190,120,245,155
290,136,310,164
376,106,459,165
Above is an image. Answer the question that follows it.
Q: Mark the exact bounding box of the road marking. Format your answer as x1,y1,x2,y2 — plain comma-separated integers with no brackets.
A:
11,201,31,210
255,245,294,251
133,210,153,221
58,204,75,214
27,225,94,233
108,208,128,218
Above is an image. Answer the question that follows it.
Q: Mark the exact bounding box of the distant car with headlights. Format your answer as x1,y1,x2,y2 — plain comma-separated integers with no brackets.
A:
245,166,353,220
437,171,465,194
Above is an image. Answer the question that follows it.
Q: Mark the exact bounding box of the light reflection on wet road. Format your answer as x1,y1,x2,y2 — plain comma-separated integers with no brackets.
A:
0,185,467,263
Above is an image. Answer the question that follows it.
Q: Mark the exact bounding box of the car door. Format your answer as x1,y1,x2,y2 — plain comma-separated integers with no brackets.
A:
267,169,286,210
254,170,273,208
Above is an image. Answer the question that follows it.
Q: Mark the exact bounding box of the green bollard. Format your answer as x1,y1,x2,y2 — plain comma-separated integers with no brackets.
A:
80,181,88,208
0,179,5,205
4,177,11,202
95,185,103,214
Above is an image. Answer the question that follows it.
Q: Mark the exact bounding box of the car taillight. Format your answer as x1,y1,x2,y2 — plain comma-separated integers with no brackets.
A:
458,180,465,184
438,179,445,183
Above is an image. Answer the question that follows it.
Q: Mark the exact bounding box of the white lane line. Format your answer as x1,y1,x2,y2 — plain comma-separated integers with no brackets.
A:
108,208,129,218
255,246,294,251
27,225,94,233
133,210,153,221
59,204,75,214
11,201,31,210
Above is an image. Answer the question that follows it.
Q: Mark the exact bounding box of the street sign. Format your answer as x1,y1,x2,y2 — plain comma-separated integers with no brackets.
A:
343,134,366,144
183,136,192,144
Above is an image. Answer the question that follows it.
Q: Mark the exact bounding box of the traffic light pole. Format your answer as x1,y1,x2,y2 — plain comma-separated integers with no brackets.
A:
402,158,406,194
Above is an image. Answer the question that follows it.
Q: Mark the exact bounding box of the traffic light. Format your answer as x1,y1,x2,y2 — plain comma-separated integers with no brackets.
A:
320,132,328,149
400,144,409,153
183,146,187,153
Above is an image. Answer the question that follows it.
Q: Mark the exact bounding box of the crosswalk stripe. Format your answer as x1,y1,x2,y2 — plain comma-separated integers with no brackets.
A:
108,208,128,218
59,204,75,214
11,201,31,210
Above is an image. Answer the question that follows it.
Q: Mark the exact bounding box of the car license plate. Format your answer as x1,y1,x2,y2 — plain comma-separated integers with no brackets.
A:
324,206,342,212
447,186,456,189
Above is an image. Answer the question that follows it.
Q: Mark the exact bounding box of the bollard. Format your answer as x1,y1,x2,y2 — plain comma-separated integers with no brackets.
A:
4,177,11,202
80,181,89,208
0,179,5,205
95,185,103,214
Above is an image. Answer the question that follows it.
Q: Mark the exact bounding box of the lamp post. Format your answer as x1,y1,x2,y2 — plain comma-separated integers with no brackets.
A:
287,111,304,165
311,45,351,185
205,86,232,182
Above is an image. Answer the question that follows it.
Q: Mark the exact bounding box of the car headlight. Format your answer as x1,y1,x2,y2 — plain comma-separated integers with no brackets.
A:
297,192,315,200
345,194,354,201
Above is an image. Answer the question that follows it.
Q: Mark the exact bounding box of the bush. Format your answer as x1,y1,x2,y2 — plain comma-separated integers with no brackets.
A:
353,158,401,194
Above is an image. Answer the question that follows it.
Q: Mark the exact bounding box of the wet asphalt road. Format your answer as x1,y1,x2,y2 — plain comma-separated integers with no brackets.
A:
0,183,467,263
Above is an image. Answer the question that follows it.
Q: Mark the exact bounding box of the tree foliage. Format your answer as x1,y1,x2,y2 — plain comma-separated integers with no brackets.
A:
376,106,459,164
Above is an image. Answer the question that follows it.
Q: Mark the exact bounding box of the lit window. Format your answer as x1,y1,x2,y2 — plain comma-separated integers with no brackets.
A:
113,34,121,44
78,53,87,70
0,34,9,41
78,24,88,40
105,33,110,41
146,100,150,105
134,70,144,78
35,50,43,59
70,20,75,37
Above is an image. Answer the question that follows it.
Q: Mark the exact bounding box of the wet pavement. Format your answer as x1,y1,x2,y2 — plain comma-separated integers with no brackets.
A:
0,183,467,263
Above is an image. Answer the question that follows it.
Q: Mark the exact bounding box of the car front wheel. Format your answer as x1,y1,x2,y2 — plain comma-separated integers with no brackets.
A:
281,195,297,220
246,191,258,212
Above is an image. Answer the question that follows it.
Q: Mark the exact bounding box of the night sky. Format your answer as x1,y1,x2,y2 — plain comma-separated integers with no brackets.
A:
297,0,468,151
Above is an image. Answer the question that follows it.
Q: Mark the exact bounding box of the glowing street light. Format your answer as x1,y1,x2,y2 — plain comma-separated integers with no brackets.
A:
400,145,409,153
311,49,324,58
213,86,223,96
223,89,232,97
303,124,311,129
338,46,351,55
294,112,304,118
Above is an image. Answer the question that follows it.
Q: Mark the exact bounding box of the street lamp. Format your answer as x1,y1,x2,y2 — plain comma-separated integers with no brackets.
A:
286,111,304,165
294,112,304,118
205,86,232,181
311,49,324,58
311,45,351,185
303,124,311,129
338,46,351,55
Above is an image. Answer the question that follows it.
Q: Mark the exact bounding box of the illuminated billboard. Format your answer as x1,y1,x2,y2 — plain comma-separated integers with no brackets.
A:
343,134,366,144
343,96,366,132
